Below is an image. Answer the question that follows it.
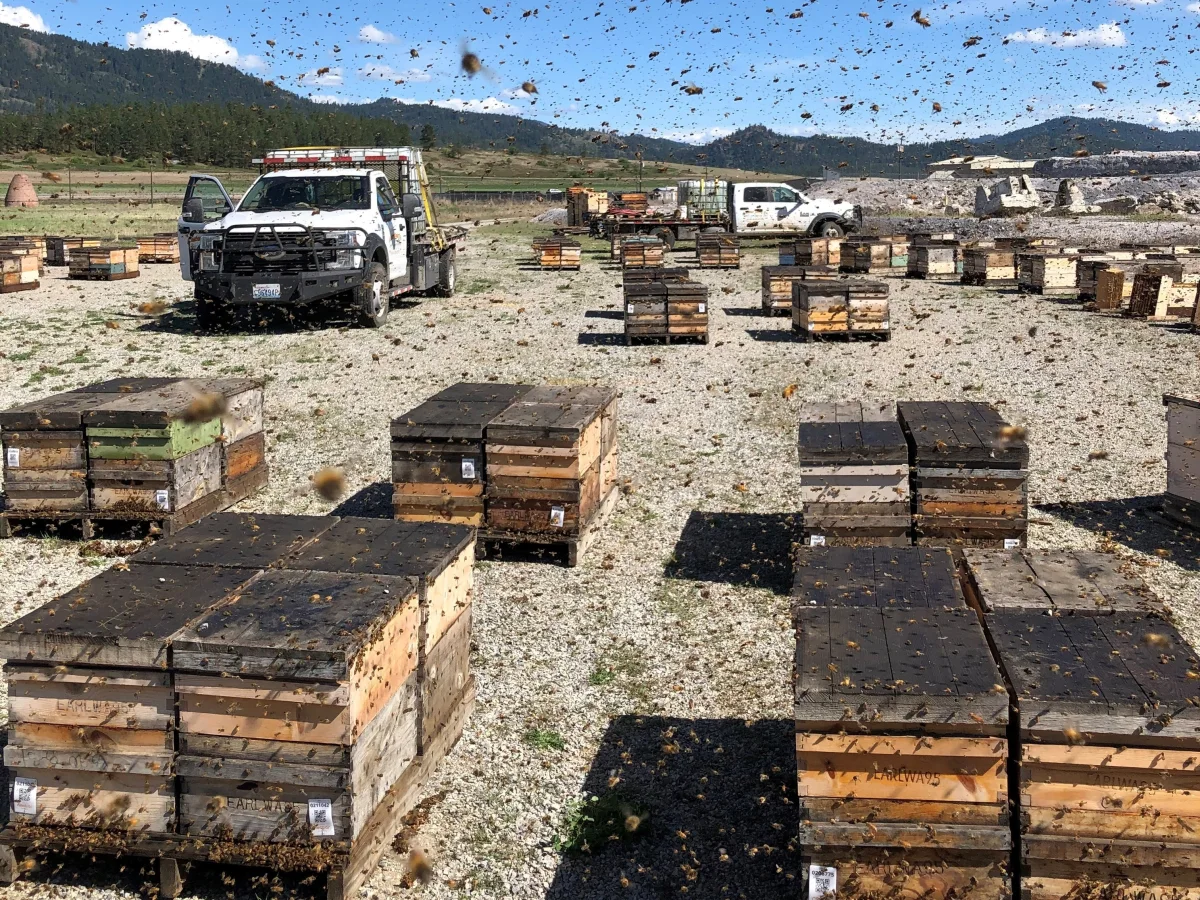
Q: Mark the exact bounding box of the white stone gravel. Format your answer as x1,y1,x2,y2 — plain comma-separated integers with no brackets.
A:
0,217,1199,898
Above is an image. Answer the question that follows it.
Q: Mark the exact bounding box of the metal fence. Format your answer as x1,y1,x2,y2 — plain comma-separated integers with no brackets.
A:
433,190,557,203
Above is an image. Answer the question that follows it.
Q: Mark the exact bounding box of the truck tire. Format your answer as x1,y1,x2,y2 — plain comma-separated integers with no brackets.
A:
651,227,676,250
357,261,389,328
816,220,845,239
435,247,457,297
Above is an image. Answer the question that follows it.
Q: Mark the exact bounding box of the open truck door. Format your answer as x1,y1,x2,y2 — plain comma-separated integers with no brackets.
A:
178,175,233,281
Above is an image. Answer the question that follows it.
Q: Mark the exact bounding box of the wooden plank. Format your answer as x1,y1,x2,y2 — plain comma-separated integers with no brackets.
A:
131,512,337,568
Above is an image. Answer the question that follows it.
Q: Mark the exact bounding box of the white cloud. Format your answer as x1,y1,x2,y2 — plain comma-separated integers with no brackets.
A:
309,94,350,104
1157,109,1180,125
1005,22,1126,47
658,126,736,144
300,67,343,87
126,17,263,69
395,96,521,115
1189,2,1200,11
359,63,432,83
1113,0,1160,5
0,3,48,31
359,24,395,43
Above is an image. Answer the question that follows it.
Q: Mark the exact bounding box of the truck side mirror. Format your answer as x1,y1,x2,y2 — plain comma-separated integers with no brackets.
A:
183,198,205,223
402,193,423,219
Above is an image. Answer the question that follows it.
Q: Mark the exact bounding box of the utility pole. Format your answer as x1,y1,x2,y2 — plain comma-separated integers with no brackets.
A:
149,158,154,206
67,166,72,204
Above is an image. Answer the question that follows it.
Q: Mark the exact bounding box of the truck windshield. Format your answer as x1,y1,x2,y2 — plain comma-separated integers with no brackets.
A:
238,175,370,212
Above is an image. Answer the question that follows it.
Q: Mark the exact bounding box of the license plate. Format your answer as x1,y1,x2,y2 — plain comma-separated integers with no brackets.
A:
252,283,281,300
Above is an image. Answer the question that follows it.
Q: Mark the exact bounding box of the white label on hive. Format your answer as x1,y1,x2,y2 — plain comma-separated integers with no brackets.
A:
808,535,826,547
549,506,565,528
808,865,837,900
461,458,477,480
154,490,170,511
5,447,18,468
12,777,36,815
309,798,335,836
698,303,707,313
1004,538,1021,550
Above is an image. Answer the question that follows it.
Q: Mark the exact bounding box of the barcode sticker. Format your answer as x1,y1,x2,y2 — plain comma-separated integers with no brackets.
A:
309,798,335,836
1003,538,1020,550
154,490,170,511
461,458,477,480
5,447,18,468
12,777,36,815
809,535,826,547
808,865,837,900
698,303,707,313
549,506,565,528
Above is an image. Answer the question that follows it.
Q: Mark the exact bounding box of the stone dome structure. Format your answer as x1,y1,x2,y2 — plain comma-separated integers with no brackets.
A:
4,173,38,208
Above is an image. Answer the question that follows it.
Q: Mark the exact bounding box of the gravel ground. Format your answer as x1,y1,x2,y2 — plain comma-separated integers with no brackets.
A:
2,219,1200,898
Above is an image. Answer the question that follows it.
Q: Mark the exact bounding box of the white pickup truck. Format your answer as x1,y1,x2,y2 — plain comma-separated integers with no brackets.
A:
178,147,463,329
596,180,861,248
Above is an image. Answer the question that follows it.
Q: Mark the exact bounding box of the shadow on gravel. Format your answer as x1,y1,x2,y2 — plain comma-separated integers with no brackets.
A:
721,307,768,318
544,715,798,900
583,309,624,320
744,329,800,343
578,332,626,346
1036,495,1200,572
331,481,394,518
665,510,798,594
138,299,420,337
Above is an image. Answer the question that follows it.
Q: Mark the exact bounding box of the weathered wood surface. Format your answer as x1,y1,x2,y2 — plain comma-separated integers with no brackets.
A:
132,512,336,569
793,281,890,338
800,850,1010,900
963,548,1160,614
792,547,965,609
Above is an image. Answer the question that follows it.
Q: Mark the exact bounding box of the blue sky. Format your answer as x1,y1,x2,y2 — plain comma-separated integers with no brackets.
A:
2,0,1199,143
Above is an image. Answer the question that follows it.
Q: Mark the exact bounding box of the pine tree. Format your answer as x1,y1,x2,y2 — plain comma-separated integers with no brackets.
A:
419,124,437,150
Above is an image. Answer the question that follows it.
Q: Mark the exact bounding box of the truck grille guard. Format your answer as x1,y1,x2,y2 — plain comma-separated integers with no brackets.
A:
201,224,370,275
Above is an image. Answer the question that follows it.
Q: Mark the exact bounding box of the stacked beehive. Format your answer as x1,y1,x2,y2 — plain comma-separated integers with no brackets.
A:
792,281,889,340
0,378,266,531
69,246,140,281
962,247,1017,287
531,237,581,271
0,253,38,293
619,236,664,269
907,240,960,280
135,234,181,264
615,192,647,213
695,234,739,268
391,382,534,525
794,546,1011,900
897,401,1028,547
1017,251,1079,295
623,276,668,340
45,237,102,267
624,272,709,343
843,239,894,275
797,401,910,546
964,551,1200,900
1129,263,1199,320
484,385,619,545
780,237,840,268
0,237,45,275
0,563,253,833
760,266,838,315
84,379,264,516
1163,394,1200,528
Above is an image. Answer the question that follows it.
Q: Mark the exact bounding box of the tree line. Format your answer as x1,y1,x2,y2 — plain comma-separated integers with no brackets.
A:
0,103,414,167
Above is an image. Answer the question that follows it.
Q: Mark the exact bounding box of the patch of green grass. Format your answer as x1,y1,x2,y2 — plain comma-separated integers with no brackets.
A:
593,645,651,705
588,666,616,686
555,792,651,855
8,349,37,362
25,365,66,385
463,278,498,295
523,728,566,752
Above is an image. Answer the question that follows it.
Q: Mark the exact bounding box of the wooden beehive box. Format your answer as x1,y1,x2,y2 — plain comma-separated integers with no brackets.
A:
794,547,1011,900
391,382,533,525
797,401,910,546
907,243,959,280
623,278,668,339
981,607,1200,900
781,238,841,268
898,401,1029,548
135,234,180,264
666,278,709,341
0,564,251,833
484,385,618,538
45,237,103,267
962,248,1016,286
1163,394,1200,527
696,233,739,268
0,238,44,276
760,266,837,315
69,245,139,281
792,281,889,339
844,241,892,274
0,253,39,293
1129,266,1199,320
620,236,664,269
531,237,581,271
1019,253,1078,295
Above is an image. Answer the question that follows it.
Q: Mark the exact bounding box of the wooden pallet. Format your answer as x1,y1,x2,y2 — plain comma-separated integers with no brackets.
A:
798,401,910,546
793,281,889,339
898,402,1029,548
480,481,619,567
0,684,473,900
